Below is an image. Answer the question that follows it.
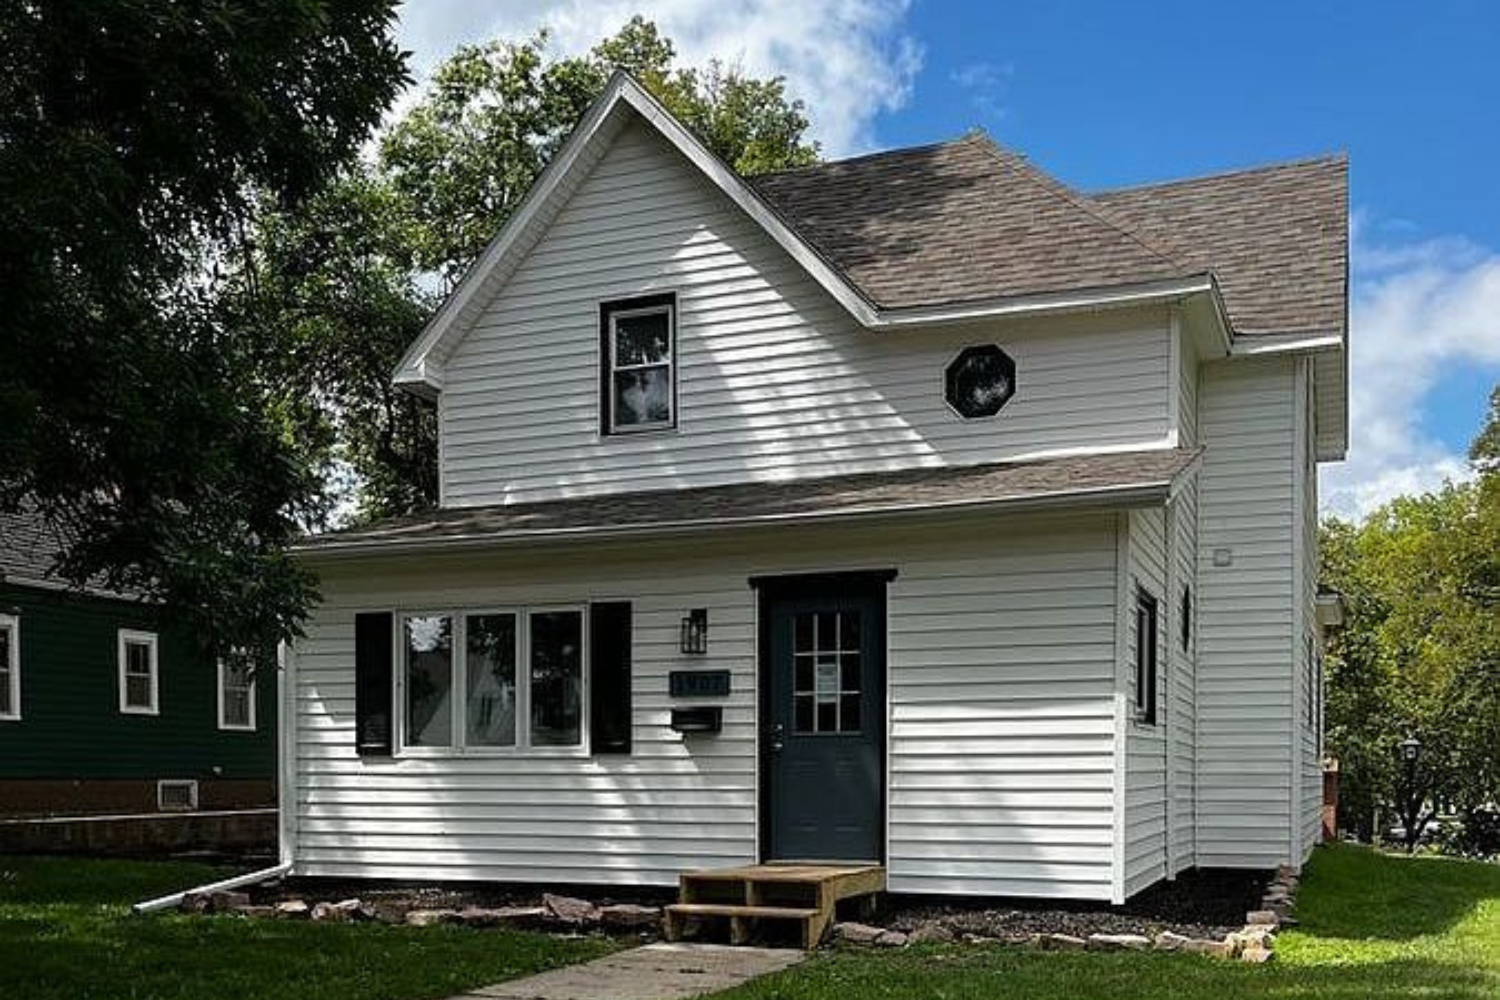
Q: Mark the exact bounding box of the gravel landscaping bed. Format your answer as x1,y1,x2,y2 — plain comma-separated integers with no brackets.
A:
885,868,1268,942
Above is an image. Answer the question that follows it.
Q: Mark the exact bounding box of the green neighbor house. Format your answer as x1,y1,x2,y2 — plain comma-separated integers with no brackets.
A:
0,508,276,821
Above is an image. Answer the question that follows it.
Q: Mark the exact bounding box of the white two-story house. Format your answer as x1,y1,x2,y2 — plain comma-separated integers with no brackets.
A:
285,72,1347,905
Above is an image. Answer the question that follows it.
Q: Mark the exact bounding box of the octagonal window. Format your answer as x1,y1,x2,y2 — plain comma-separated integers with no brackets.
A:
945,345,1016,418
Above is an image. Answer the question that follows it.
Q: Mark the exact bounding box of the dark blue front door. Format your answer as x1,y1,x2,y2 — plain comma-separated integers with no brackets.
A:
763,582,886,862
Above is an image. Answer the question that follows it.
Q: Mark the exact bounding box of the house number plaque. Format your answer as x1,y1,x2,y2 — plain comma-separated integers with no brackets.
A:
669,669,731,698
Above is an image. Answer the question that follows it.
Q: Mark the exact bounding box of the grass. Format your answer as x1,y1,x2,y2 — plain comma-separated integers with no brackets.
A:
709,845,1500,1000
0,855,615,1000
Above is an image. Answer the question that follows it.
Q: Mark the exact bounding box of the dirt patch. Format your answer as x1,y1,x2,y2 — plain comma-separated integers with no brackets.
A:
886,868,1267,942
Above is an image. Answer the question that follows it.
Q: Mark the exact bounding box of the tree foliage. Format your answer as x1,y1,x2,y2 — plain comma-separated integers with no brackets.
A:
240,16,821,522
1,2,407,652
1321,389,1500,847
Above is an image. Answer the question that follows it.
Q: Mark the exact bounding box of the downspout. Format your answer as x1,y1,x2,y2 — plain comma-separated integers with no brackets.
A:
131,861,292,915
135,643,300,916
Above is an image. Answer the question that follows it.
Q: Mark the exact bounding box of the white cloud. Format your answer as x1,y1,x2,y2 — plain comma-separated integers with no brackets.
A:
1320,215,1500,519
393,0,923,156
949,60,1012,121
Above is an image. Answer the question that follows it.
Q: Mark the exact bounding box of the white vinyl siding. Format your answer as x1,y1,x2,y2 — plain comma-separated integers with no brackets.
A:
438,116,1174,506
1122,507,1168,897
1168,325,1199,873
1195,356,1297,868
1296,358,1324,858
289,513,1122,899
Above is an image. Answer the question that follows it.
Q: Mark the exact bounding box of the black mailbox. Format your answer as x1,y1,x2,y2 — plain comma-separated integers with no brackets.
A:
669,706,723,734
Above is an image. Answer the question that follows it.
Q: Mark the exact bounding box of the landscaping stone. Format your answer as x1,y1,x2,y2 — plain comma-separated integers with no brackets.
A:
311,901,353,923
908,921,956,944
1245,909,1281,927
833,922,885,945
1154,931,1192,951
599,903,661,929
274,899,309,919
1240,945,1275,964
1180,937,1233,958
458,905,549,928
179,892,211,914
405,909,460,927
543,893,601,924
1235,927,1275,950
1041,933,1088,950
1087,933,1151,951
874,930,909,948
234,905,277,919
209,890,251,912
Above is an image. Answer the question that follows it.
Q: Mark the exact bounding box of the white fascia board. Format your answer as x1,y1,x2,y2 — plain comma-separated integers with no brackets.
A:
292,479,1174,562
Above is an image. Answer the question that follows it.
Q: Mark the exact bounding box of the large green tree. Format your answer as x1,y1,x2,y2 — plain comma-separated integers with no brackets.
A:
1321,387,1500,849
0,2,407,651
240,17,820,522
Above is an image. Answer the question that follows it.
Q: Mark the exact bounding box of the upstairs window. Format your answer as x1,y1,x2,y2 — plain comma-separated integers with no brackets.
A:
0,614,18,721
118,629,159,715
602,294,676,434
1133,589,1159,725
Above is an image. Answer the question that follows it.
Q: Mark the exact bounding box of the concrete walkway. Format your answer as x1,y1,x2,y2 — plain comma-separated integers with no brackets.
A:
448,943,806,1000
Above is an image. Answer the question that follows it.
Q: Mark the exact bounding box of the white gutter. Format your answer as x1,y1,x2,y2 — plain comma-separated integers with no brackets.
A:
132,861,292,915
867,274,1218,330
1229,331,1344,356
294,477,1178,562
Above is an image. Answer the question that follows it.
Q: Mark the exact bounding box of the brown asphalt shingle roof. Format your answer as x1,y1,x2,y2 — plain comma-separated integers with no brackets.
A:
298,448,1200,554
750,135,1347,338
1092,155,1349,337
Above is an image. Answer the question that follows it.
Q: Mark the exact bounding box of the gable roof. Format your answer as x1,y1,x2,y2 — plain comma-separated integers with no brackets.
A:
0,504,63,587
393,72,1227,394
296,447,1202,559
1091,155,1348,338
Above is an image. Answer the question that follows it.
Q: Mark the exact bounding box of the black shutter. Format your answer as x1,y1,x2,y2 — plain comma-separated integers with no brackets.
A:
589,602,632,754
355,612,394,756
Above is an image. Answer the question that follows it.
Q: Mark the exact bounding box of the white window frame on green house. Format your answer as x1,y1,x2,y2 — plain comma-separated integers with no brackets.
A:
117,628,160,715
0,613,19,721
217,654,256,732
396,605,588,756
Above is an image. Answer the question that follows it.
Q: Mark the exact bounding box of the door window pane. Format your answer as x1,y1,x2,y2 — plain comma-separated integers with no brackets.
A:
466,613,517,747
0,622,14,717
789,610,863,734
405,615,453,747
530,610,583,747
219,655,255,730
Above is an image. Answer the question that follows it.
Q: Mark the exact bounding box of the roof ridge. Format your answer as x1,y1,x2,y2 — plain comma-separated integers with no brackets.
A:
1090,151,1348,196
749,133,980,180
968,135,1198,274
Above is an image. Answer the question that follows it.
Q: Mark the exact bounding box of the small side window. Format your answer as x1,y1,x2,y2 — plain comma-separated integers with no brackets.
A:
118,629,159,715
0,614,19,721
601,294,676,434
218,653,257,731
1133,590,1159,725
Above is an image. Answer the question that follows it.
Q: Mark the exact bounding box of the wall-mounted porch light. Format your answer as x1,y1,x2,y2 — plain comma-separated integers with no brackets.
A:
680,608,708,655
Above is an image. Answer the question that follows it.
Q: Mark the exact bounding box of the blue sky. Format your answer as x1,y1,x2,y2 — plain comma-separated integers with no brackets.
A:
397,0,1500,518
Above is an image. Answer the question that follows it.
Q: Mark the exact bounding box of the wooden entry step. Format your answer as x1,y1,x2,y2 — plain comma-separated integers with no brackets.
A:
664,862,886,949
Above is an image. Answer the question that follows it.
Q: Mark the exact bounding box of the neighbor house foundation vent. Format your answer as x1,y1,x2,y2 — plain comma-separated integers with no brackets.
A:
156,779,200,812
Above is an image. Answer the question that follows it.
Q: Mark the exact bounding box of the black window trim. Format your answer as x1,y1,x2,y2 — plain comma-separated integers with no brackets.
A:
600,292,678,436
1134,587,1159,726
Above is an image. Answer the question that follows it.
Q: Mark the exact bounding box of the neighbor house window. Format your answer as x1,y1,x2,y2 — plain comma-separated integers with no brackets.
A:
1133,590,1159,725
118,629,159,715
400,607,584,752
602,294,675,433
0,614,19,721
217,654,256,731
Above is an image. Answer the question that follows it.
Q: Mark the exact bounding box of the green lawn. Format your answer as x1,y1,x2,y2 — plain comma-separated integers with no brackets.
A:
710,845,1500,1000
0,855,614,1000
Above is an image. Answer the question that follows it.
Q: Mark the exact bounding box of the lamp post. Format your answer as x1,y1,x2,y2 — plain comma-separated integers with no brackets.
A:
1398,736,1423,851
